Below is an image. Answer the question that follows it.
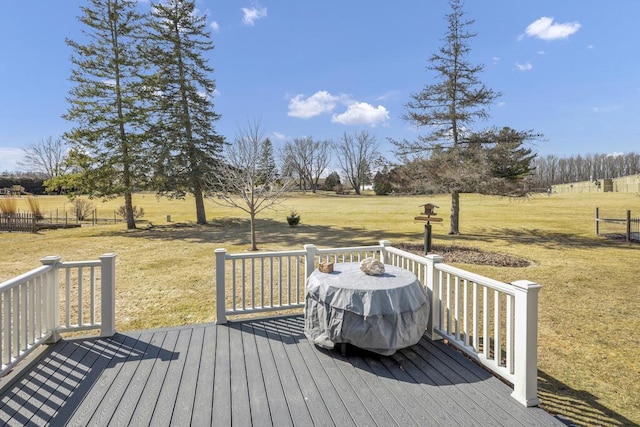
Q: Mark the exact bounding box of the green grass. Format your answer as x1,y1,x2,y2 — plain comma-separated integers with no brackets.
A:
1,191,639,426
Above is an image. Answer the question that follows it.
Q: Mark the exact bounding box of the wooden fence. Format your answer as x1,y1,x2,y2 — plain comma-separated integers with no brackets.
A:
0,213,37,233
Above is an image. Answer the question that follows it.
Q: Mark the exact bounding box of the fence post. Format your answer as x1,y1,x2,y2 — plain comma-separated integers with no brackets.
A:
215,248,228,324
99,253,117,337
626,210,631,242
511,279,542,407
425,254,444,341
595,207,599,235
378,240,391,264
40,256,61,343
304,244,318,278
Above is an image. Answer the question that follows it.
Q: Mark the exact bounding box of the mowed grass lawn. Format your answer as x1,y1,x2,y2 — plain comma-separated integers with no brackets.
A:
1,191,639,426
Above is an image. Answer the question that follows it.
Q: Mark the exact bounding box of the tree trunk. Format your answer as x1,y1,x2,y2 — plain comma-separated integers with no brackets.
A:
124,191,136,230
449,190,460,235
250,211,258,251
193,177,207,225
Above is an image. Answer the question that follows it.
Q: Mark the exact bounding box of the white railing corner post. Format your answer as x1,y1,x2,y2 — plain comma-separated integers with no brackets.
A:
215,248,228,324
304,244,318,278
378,240,391,264
425,254,444,341
511,280,542,407
99,253,117,337
40,255,61,343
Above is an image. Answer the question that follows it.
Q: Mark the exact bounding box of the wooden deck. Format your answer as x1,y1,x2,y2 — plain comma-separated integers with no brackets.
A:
0,315,565,426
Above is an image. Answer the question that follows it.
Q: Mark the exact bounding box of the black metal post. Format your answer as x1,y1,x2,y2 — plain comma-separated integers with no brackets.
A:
424,222,432,254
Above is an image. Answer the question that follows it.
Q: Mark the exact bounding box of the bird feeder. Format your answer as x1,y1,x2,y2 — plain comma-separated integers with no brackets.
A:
414,203,442,254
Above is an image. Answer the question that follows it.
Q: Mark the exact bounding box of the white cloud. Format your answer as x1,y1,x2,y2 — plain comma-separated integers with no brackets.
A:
287,91,347,118
497,101,506,107
515,62,533,71
210,21,219,32
537,50,546,55
0,147,25,172
524,17,581,41
272,132,286,140
331,102,389,127
242,6,267,26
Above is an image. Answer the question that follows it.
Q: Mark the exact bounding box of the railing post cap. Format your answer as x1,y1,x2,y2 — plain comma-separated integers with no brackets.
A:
99,253,117,259
511,280,542,291
425,254,444,262
40,255,61,265
303,244,317,250
215,248,227,253
379,240,392,246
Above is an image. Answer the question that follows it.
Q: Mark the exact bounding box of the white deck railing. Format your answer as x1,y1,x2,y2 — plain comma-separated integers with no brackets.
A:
215,240,540,407
0,254,116,376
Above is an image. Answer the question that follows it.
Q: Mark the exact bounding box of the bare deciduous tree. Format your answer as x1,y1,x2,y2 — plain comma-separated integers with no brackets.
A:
18,136,69,179
208,120,291,251
334,131,381,195
280,137,331,192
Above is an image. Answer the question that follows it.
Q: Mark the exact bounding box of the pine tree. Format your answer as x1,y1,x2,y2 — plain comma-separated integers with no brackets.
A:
64,0,149,230
144,0,224,224
395,0,499,234
257,138,277,186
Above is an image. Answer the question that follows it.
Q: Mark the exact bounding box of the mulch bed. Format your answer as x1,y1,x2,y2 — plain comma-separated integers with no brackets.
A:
397,243,532,267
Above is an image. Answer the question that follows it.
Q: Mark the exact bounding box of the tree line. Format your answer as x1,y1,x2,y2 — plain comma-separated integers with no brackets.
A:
528,152,640,189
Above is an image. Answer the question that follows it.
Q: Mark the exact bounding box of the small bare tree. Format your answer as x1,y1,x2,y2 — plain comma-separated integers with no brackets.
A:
208,120,291,250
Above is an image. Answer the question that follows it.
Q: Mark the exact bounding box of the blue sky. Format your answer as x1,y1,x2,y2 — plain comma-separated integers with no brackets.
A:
1,1,639,173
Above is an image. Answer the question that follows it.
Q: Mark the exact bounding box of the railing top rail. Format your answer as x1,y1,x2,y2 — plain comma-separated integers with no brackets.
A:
315,244,383,254
385,246,429,263
0,265,52,292
58,260,102,268
225,249,306,260
436,263,515,295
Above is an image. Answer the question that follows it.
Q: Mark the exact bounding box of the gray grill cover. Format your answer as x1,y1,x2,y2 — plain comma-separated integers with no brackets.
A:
304,262,430,356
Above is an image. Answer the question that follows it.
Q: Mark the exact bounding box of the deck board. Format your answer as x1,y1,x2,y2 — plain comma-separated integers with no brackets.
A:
0,315,565,426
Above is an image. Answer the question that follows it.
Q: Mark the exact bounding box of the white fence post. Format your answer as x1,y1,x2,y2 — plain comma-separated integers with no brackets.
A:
99,253,117,337
425,254,444,341
304,244,318,278
215,248,228,324
378,240,391,264
40,256,61,343
511,280,541,407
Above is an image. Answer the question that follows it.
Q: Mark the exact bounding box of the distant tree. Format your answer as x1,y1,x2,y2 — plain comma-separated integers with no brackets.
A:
393,0,500,234
373,166,393,195
257,138,277,185
323,171,341,191
280,137,331,192
64,0,149,229
207,120,291,251
17,136,69,180
334,131,381,195
143,0,225,224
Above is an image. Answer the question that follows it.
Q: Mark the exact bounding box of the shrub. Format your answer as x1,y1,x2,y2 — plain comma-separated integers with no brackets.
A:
373,170,393,195
73,198,95,221
286,209,300,227
115,205,145,219
26,196,44,220
0,198,18,214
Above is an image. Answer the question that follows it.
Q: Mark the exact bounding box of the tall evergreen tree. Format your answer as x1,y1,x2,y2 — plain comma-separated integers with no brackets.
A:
64,0,149,230
394,0,499,234
257,138,277,186
143,0,224,224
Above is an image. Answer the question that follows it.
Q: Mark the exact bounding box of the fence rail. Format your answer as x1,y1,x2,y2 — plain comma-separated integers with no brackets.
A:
215,240,541,406
0,254,116,376
595,207,639,242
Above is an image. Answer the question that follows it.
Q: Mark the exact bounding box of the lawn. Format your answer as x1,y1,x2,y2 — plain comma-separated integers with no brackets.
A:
1,191,639,426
